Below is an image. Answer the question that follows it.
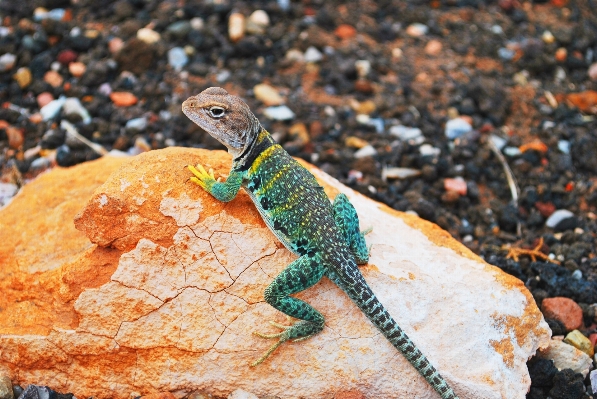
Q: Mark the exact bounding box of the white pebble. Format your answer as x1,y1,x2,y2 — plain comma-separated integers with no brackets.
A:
558,140,570,154
264,105,295,121
419,144,441,157
354,145,377,158
382,167,421,180
191,17,204,31
63,97,91,124
168,47,188,70
355,60,371,78
0,182,18,208
216,70,231,82
406,23,428,37
503,147,521,157
285,49,305,62
304,46,323,63
246,10,269,35
228,12,245,42
389,125,423,141
0,53,16,72
126,117,147,131
137,28,161,44
445,117,472,139
590,369,597,395
545,209,575,228
571,269,582,280
40,97,66,120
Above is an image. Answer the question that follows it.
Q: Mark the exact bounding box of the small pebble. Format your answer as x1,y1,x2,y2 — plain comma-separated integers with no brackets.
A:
166,21,191,38
498,48,515,60
109,37,124,54
589,63,597,81
355,60,371,78
538,339,593,378
285,49,304,62
110,92,138,107
541,297,583,331
555,47,567,62
13,67,32,88
37,92,54,108
137,28,161,44
228,12,245,43
190,17,204,31
0,53,17,72
40,97,66,120
216,70,231,82
126,117,147,131
304,46,323,63
564,330,594,357
263,105,294,121
444,178,467,196
167,47,188,70
246,10,269,35
63,97,91,123
545,209,574,229
406,23,428,37
424,40,442,56
445,118,472,139
44,70,63,87
345,136,369,149
591,369,597,395
335,24,356,39
354,145,376,158
68,62,86,77
57,49,78,65
542,30,555,44
558,140,570,154
382,167,421,180
503,147,521,157
254,84,284,106
389,125,423,142
419,144,441,157
30,156,51,171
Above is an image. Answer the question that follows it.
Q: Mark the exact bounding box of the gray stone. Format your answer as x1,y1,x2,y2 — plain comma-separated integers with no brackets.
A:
0,375,13,399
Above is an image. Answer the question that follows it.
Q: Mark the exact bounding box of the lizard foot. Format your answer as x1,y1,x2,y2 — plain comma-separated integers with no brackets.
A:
187,163,216,190
250,317,314,367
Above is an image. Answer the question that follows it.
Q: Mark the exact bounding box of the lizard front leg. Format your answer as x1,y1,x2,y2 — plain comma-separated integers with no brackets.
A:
188,164,244,202
251,254,327,366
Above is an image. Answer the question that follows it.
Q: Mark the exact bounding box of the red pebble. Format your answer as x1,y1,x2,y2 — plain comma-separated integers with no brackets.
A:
589,333,597,347
535,201,555,217
37,92,54,108
335,24,357,39
444,178,467,196
57,49,78,65
541,297,583,332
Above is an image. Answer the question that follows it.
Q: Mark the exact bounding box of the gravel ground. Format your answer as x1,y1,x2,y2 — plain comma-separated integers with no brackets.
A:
1,0,597,398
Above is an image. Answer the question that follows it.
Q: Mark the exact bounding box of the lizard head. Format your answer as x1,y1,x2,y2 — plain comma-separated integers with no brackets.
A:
182,87,262,158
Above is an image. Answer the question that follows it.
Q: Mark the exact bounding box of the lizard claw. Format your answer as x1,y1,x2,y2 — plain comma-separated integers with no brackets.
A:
187,163,216,190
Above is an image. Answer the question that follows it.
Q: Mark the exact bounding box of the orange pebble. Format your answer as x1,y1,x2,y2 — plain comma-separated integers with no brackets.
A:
110,92,138,107
335,24,356,39
519,140,548,153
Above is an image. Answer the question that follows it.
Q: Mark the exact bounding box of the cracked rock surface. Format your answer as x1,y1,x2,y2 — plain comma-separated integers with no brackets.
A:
0,147,550,399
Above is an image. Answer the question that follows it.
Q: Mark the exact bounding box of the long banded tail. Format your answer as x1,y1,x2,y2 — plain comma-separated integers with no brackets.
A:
330,267,459,399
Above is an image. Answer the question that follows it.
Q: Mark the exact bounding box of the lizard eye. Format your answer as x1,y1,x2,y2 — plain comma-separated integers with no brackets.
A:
209,106,226,118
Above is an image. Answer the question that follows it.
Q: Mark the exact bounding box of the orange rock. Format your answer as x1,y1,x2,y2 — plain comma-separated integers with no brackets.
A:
564,90,597,114
69,61,86,77
541,297,583,331
44,70,63,87
555,47,567,62
334,24,356,39
0,148,550,399
424,39,442,56
110,91,138,107
519,140,548,153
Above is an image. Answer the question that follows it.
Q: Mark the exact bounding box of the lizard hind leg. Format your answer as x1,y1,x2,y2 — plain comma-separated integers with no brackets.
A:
332,193,371,264
251,255,326,367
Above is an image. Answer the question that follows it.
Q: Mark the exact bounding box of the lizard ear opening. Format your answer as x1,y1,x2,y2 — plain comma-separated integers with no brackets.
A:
209,106,226,118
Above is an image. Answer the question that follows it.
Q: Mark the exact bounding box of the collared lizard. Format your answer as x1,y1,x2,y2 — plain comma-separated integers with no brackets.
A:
182,87,459,399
